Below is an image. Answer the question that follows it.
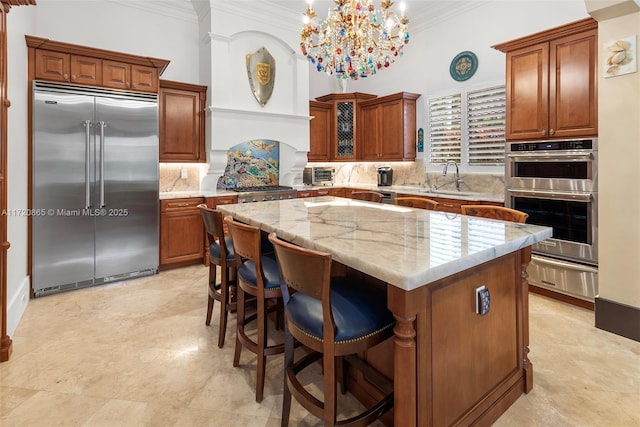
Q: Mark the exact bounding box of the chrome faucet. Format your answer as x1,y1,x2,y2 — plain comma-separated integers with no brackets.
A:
442,160,463,191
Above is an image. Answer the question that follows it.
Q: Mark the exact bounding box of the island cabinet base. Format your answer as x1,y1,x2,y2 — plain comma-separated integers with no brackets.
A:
345,248,532,426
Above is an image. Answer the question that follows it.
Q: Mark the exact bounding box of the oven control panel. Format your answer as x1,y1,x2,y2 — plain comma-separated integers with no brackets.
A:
510,138,594,152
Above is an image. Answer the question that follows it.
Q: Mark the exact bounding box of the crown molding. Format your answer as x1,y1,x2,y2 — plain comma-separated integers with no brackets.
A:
108,0,199,24
212,0,302,35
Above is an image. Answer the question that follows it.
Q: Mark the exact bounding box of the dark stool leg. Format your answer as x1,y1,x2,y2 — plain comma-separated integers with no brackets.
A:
281,324,294,427
218,265,229,348
233,286,245,367
256,295,267,402
206,263,217,326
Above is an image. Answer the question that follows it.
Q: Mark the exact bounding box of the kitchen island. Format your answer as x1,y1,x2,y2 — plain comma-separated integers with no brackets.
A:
217,196,552,426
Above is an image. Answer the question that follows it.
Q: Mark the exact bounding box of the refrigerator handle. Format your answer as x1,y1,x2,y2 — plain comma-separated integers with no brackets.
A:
83,120,92,209
98,121,106,208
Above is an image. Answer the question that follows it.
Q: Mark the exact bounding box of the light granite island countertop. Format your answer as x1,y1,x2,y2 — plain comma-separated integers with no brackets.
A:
218,196,551,426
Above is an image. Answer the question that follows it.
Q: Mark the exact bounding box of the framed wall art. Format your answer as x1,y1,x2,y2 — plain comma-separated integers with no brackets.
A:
604,35,637,78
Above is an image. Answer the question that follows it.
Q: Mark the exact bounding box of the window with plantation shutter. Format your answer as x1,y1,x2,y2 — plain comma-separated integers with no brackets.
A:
467,86,506,165
428,93,461,164
427,84,506,169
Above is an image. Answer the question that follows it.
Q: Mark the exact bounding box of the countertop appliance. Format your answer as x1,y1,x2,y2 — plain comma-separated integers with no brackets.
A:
303,167,334,186
233,185,297,203
377,166,393,186
505,138,598,301
32,81,159,297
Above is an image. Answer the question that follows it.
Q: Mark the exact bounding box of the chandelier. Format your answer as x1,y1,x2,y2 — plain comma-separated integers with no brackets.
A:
300,0,410,80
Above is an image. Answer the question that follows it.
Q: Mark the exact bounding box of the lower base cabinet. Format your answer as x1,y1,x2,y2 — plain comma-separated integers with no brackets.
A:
159,197,205,270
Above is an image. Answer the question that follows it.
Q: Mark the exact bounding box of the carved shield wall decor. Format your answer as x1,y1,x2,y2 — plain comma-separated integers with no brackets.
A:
246,47,275,106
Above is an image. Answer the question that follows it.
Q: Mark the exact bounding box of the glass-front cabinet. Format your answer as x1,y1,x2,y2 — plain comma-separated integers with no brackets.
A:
315,92,376,161
336,101,354,158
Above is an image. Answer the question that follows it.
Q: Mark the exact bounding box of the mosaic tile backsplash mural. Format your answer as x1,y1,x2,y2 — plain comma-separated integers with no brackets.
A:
217,140,280,189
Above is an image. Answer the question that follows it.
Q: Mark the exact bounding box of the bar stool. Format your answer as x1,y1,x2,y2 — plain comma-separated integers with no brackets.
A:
395,196,439,210
351,190,384,202
224,216,285,402
197,204,236,348
461,205,528,223
268,232,395,426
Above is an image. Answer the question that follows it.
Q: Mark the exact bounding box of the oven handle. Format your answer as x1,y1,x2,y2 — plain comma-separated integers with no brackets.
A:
531,255,598,273
507,189,593,202
506,153,593,161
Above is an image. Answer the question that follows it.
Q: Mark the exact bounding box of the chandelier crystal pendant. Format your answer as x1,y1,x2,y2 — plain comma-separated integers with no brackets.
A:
300,0,409,80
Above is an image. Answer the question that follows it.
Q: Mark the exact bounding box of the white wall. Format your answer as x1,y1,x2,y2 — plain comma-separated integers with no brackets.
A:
593,10,640,309
310,0,590,100
6,6,36,336
5,0,201,335
29,0,201,83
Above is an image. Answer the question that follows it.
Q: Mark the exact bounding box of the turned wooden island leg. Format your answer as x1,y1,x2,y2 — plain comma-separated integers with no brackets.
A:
388,285,426,427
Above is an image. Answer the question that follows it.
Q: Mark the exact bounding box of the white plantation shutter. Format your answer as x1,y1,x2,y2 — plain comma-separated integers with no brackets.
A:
467,85,506,165
428,93,462,164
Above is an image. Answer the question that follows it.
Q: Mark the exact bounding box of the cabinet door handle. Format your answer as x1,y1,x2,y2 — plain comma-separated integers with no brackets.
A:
541,129,547,136
549,129,555,135
64,73,69,79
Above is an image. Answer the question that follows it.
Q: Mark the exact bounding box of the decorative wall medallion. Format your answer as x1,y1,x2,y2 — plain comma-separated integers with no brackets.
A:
604,36,636,78
450,51,478,81
246,47,276,106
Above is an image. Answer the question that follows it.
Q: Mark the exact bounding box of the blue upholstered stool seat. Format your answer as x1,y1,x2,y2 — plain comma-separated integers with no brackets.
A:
210,236,235,260
285,278,395,343
237,255,281,290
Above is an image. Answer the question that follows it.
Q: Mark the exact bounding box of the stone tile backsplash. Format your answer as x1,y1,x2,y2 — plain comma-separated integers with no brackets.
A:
315,159,505,196
159,164,204,192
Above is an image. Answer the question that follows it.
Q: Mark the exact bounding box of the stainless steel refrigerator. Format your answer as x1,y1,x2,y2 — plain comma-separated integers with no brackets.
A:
32,81,159,297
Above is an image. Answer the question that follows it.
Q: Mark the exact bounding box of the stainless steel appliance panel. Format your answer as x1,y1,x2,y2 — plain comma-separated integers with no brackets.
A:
507,189,597,264
94,96,158,280
32,82,158,296
32,91,97,292
528,255,598,300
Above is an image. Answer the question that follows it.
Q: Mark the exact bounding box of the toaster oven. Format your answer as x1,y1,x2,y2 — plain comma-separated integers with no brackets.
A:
303,167,334,186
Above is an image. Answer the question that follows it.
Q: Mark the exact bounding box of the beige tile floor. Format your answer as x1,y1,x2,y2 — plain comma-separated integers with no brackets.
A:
1,264,639,426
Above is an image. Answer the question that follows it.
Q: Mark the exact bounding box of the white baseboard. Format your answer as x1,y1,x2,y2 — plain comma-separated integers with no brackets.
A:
7,275,30,337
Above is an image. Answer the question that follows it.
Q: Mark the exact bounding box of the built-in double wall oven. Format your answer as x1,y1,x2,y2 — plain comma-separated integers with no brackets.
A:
505,138,598,301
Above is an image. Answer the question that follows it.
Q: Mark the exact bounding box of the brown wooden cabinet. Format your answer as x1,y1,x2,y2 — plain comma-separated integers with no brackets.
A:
493,18,597,141
308,100,332,162
311,92,419,161
70,55,102,86
103,61,158,92
297,189,317,198
159,80,207,162
26,35,169,93
34,49,69,82
358,92,419,161
315,92,377,161
159,197,205,270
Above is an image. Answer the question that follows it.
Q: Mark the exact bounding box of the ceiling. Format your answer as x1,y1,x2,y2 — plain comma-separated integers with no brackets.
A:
115,0,484,33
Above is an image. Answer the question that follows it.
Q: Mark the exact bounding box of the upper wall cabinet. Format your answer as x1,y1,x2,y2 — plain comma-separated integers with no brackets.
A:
310,92,419,162
493,18,598,141
308,100,333,162
26,35,170,93
159,80,207,163
315,92,377,161
358,92,420,161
